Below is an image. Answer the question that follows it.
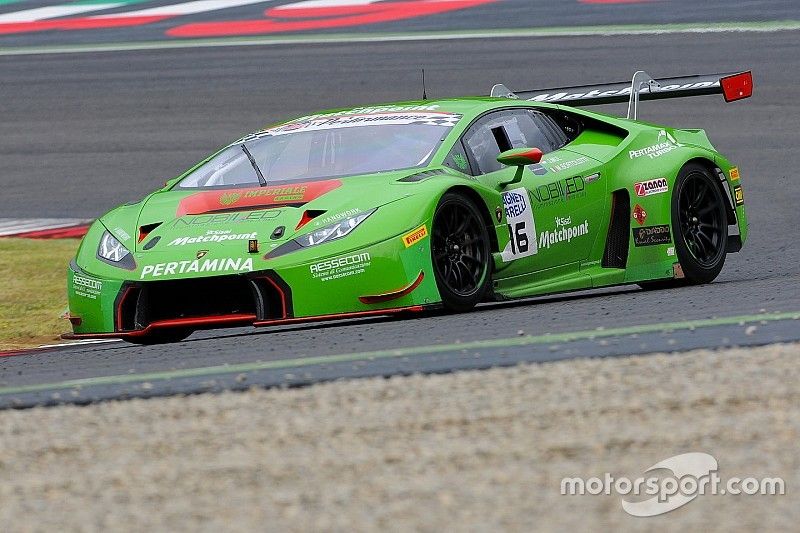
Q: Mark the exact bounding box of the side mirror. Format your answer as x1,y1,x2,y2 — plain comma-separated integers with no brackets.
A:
496,147,543,189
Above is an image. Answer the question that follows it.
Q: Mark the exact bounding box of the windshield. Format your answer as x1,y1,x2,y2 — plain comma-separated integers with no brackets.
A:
178,111,461,189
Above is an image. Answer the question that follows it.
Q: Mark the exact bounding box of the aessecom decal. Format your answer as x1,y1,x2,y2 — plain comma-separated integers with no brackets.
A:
633,225,672,247
310,252,371,282
74,275,102,300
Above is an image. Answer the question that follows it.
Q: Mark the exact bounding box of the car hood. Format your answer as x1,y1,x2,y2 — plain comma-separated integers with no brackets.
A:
103,172,422,254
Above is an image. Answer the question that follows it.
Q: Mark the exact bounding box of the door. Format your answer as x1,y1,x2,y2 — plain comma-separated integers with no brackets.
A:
460,108,606,275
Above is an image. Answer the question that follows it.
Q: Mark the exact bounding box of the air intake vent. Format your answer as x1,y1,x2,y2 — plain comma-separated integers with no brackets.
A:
602,190,630,269
398,170,446,183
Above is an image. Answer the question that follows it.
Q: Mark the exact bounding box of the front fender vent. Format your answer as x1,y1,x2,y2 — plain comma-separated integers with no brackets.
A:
397,170,447,183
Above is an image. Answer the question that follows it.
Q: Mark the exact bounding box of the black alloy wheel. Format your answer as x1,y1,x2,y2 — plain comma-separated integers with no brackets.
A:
431,192,491,311
672,163,729,284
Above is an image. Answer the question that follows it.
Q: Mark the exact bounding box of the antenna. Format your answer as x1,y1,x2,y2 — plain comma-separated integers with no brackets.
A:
422,68,427,101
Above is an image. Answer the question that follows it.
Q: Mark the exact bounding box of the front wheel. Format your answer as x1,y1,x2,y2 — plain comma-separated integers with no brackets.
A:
431,192,491,312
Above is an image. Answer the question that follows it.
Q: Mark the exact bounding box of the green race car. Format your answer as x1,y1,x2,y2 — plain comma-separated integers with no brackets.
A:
65,70,753,344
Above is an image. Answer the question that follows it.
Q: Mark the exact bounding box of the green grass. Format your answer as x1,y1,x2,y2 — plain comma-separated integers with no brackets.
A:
0,239,80,350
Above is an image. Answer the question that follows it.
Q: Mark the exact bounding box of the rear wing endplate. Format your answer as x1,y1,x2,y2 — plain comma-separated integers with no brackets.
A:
490,71,753,120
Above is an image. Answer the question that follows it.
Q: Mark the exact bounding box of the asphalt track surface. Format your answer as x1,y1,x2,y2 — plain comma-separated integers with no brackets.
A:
1,16,799,406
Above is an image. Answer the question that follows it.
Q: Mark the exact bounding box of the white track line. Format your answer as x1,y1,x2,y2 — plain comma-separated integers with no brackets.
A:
0,21,797,56
38,339,122,349
0,218,92,236
0,4,126,23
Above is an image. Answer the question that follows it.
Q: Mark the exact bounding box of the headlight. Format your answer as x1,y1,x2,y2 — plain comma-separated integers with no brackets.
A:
265,209,376,259
296,209,376,248
97,230,135,269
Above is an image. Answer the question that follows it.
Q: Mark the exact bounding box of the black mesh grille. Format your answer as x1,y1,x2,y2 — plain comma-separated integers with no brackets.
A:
115,274,290,331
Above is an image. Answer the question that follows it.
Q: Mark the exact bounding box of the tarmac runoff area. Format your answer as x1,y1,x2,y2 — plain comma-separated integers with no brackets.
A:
0,342,796,531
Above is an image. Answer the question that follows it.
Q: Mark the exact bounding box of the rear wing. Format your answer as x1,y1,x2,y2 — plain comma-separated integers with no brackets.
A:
490,71,753,120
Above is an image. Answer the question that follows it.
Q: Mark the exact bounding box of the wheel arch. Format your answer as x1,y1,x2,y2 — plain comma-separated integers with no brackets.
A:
442,184,500,253
682,157,736,225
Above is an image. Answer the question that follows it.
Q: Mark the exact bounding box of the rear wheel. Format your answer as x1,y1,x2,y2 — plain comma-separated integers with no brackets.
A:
674,163,728,283
431,193,491,312
639,163,728,289
125,328,193,345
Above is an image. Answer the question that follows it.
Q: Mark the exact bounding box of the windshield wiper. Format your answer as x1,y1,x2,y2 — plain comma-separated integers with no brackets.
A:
240,143,267,187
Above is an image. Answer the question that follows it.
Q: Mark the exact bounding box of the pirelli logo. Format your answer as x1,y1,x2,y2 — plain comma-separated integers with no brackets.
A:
402,224,428,248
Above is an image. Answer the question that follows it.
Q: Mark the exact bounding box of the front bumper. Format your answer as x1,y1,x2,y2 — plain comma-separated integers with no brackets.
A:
66,229,440,336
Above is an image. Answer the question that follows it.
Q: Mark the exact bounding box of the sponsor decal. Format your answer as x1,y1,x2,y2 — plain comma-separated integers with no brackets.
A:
310,252,371,282
629,130,683,160
73,275,102,300
495,206,503,223
297,105,442,122
453,153,469,171
176,180,341,217
634,178,669,197
140,257,254,279
219,192,241,206
667,246,676,257
167,231,257,247
584,172,601,183
538,216,589,250
196,250,208,259
729,167,740,181
632,204,648,225
314,208,362,227
528,82,719,103
172,210,281,228
113,227,131,242
402,225,428,248
529,175,586,206
633,225,672,247
501,188,537,261
540,155,562,165
250,112,462,137
734,185,745,206
530,164,548,176
548,156,589,173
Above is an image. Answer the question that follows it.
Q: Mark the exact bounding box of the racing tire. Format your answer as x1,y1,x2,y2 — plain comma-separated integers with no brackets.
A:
431,192,492,312
640,163,728,289
125,328,194,345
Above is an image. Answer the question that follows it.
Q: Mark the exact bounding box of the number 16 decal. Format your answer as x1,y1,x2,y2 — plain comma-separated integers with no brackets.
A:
500,187,537,262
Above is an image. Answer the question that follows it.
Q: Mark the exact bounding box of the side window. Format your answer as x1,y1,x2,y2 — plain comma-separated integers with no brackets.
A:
443,140,473,174
462,113,509,174
462,109,564,176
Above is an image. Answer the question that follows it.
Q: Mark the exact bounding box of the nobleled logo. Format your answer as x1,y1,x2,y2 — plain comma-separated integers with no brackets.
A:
634,178,668,197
